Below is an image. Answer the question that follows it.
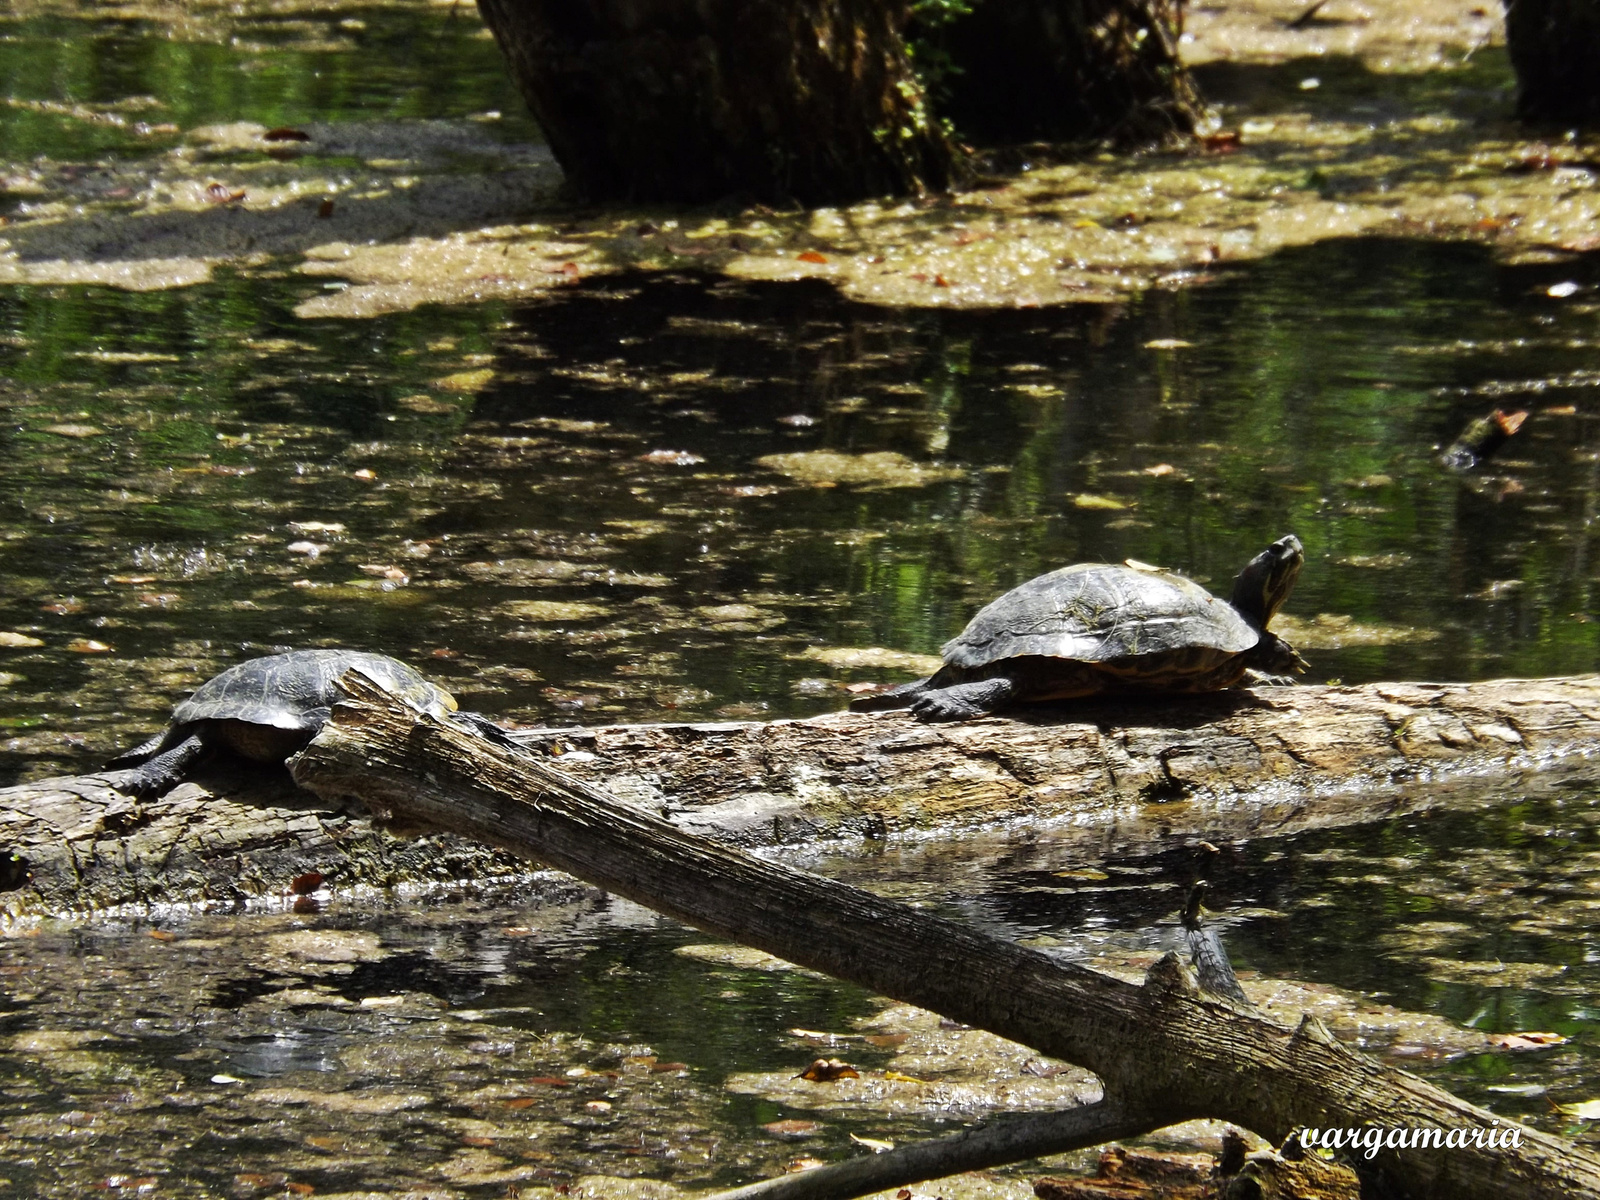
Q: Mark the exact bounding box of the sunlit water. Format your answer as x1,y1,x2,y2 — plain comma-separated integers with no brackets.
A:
5,0,1600,1194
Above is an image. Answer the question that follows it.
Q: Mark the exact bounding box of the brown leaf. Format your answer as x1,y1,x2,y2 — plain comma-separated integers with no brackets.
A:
1490,1031,1567,1050
796,251,829,264
1198,130,1242,153
289,872,325,895
763,1119,823,1137
798,1057,860,1082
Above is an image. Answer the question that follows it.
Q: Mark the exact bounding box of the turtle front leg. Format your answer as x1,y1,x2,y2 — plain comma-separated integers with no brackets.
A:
449,709,524,751
109,732,208,797
910,677,1020,722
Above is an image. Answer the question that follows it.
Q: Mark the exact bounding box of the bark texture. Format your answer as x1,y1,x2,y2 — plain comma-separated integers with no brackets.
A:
1504,0,1600,125
472,0,954,205
286,673,1600,1200
919,0,1201,144
4,674,1600,918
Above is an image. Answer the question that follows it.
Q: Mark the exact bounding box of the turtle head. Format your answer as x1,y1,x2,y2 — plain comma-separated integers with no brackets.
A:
1230,534,1303,631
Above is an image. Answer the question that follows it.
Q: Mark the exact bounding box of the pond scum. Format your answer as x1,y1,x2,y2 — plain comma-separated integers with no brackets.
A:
4,0,1600,1195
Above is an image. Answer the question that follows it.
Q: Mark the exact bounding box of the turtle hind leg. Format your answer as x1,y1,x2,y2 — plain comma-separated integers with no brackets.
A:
108,732,208,797
910,677,1020,722
849,678,935,713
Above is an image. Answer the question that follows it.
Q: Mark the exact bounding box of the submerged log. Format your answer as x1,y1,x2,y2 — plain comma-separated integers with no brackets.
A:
284,672,1600,1200
3,674,1600,917
473,0,954,205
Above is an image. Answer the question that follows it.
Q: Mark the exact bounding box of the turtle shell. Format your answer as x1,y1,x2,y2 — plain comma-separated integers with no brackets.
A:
173,650,457,732
942,563,1257,674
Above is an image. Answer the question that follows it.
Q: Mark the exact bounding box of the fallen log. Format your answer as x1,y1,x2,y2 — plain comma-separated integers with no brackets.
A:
285,672,1600,1200
3,674,1599,917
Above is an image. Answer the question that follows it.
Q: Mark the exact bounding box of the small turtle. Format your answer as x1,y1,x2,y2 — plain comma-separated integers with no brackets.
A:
851,535,1306,722
106,649,514,796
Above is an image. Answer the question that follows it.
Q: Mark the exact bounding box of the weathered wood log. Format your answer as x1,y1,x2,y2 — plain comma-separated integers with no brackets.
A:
473,0,954,205
288,673,1600,1200
4,675,1600,918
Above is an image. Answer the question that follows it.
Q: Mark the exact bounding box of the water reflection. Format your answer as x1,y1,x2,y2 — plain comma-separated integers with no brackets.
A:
7,781,1600,1195
2,241,1600,782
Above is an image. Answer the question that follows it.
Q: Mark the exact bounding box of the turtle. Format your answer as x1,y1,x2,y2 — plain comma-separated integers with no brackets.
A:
851,534,1307,723
105,649,515,796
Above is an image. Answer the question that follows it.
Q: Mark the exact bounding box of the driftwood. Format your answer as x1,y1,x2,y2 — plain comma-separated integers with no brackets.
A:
285,672,1600,1200
3,674,1600,917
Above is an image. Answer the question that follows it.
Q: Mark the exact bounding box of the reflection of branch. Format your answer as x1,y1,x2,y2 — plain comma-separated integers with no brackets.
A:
1285,0,1330,29
706,1102,1152,1200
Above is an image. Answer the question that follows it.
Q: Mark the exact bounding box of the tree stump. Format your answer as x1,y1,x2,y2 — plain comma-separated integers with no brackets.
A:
1504,0,1600,125
473,0,956,205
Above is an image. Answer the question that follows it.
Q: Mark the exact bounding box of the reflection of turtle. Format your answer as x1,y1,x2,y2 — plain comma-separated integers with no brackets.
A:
852,535,1307,722
106,650,513,796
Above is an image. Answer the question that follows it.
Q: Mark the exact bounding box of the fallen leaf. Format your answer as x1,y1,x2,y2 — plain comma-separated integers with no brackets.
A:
849,1133,894,1152
1490,1031,1567,1050
205,181,246,204
1559,1099,1600,1119
289,872,324,895
763,1119,823,1137
796,251,829,264
264,127,311,142
862,1033,909,1047
0,632,44,647
66,639,112,653
798,1058,860,1082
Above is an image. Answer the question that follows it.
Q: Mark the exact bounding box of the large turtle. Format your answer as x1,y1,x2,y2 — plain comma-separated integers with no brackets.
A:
852,535,1307,722
106,649,513,796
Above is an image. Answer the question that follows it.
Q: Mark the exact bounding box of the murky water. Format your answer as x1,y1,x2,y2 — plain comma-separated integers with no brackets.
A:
5,0,1600,1193
3,243,1600,782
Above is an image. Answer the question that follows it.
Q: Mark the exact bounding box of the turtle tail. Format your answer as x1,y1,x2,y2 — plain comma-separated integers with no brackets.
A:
104,729,174,769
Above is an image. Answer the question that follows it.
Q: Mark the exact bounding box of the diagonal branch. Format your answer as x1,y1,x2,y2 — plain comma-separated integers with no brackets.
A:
705,1101,1155,1200
288,672,1600,1200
